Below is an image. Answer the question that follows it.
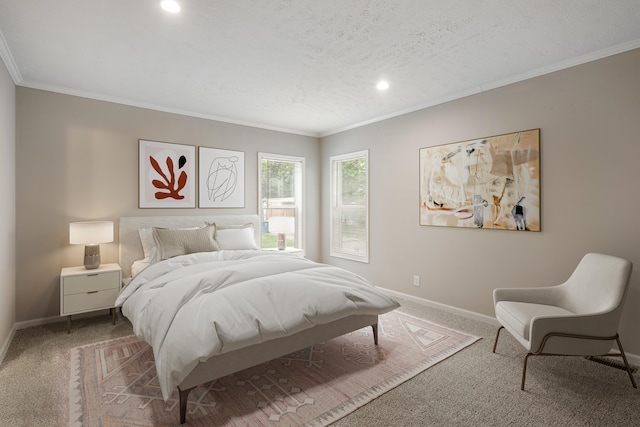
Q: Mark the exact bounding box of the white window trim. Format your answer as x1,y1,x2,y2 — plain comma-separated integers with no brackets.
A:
329,150,369,263
258,152,306,252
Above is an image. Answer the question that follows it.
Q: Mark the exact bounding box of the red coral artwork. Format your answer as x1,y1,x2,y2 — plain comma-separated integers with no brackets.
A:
139,140,195,208
150,154,188,200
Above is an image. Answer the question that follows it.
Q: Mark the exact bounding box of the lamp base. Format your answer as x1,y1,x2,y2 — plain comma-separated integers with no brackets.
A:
84,244,101,269
277,233,286,250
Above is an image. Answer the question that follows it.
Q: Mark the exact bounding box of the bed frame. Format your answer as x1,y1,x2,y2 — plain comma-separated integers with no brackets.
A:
119,215,379,424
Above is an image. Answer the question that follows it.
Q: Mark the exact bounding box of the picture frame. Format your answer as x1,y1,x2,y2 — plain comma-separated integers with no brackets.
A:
198,147,245,208
139,139,196,208
419,129,540,231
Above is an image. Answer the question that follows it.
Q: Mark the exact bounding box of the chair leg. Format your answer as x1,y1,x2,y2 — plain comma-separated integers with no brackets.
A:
521,353,531,391
492,326,504,353
615,336,637,388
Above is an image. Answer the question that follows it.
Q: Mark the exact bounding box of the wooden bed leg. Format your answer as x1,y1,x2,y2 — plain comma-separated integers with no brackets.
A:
371,323,379,345
177,386,195,424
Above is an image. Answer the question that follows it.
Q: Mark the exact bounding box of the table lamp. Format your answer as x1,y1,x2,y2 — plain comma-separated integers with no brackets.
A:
69,221,114,269
268,216,295,250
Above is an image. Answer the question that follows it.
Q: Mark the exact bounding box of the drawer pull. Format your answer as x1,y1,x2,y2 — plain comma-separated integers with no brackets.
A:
87,291,99,294
87,274,99,277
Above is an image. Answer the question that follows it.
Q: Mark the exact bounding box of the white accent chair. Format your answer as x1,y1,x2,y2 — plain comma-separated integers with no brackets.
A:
492,252,636,390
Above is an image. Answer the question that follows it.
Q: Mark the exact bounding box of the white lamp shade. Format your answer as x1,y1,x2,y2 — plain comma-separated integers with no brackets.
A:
268,216,295,234
69,221,114,245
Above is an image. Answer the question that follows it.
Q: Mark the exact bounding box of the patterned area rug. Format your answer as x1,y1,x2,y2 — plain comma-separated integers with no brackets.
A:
69,311,480,426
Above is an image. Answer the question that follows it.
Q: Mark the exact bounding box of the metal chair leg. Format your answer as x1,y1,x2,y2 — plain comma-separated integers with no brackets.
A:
492,326,504,353
615,336,637,388
521,353,531,390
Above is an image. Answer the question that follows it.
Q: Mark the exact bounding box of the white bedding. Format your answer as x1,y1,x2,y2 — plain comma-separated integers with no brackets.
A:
116,250,399,400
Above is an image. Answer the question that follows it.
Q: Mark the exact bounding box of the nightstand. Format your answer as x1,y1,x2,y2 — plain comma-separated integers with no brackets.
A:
263,247,305,257
60,263,122,333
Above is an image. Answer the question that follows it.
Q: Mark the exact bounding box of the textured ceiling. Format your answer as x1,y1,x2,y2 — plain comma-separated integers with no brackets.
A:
1,0,640,136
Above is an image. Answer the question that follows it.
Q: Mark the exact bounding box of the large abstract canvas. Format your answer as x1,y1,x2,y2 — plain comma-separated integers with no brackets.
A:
139,140,196,208
419,129,540,231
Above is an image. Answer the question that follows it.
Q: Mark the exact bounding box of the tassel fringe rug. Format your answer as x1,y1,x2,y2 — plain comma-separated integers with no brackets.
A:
69,310,480,426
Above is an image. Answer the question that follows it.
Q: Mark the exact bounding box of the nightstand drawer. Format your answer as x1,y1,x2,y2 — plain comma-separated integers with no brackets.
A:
63,288,119,314
63,271,120,295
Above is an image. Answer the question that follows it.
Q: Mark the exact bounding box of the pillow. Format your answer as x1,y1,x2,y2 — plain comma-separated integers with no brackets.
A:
131,259,151,277
138,224,204,264
138,228,157,262
214,223,259,250
152,224,220,260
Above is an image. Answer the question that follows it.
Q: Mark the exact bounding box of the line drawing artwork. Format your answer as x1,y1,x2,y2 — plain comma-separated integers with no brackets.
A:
206,155,239,202
198,147,245,208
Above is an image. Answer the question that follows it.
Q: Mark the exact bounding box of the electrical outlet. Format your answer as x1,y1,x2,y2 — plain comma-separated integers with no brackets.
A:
413,275,420,287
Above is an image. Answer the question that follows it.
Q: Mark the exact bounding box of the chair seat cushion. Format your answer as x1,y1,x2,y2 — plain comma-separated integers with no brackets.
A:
495,301,573,342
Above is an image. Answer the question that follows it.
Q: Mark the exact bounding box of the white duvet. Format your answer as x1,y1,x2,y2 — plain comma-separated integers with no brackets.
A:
115,250,399,400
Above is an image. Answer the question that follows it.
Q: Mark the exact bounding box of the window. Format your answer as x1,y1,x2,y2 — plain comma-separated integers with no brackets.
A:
330,150,369,263
258,153,305,250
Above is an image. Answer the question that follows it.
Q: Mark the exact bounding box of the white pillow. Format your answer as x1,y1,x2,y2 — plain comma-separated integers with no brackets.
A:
131,259,151,277
138,228,157,262
214,223,259,250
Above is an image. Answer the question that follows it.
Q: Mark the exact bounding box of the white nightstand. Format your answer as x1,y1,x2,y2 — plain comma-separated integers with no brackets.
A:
60,263,122,333
263,247,305,257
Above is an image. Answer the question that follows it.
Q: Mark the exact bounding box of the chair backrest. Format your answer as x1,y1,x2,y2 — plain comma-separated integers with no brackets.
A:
560,253,633,322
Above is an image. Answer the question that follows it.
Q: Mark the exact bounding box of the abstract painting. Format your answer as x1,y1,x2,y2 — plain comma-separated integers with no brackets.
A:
198,147,245,208
139,140,196,208
419,129,540,231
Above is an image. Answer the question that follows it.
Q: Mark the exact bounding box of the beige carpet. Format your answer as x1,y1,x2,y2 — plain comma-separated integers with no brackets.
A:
69,311,479,426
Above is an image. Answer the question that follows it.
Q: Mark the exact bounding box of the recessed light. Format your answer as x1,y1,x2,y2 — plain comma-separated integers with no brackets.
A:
376,81,389,91
160,0,181,13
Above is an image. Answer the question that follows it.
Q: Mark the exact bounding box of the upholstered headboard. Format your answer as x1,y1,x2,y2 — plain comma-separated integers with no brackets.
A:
119,214,260,278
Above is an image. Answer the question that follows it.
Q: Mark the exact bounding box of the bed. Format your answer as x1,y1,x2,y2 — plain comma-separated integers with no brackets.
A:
116,215,399,424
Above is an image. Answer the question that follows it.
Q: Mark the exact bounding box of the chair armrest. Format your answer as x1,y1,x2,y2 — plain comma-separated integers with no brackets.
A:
529,313,618,354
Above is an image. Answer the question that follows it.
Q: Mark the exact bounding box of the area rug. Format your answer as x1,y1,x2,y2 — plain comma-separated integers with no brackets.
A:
69,311,480,426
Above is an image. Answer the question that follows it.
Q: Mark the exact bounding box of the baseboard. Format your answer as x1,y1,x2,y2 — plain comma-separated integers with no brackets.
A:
14,309,113,331
0,324,17,367
5,291,640,369
14,314,64,330
382,288,500,327
381,288,640,367
1,310,112,366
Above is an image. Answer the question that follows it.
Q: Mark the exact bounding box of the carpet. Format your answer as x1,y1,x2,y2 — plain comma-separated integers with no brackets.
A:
69,310,480,426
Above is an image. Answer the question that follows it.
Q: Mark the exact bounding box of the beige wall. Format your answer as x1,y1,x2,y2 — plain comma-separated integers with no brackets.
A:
15,89,319,322
0,58,15,356
12,48,640,357
321,48,640,354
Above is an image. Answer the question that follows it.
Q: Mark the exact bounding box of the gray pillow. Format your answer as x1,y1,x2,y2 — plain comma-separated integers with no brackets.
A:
152,224,220,260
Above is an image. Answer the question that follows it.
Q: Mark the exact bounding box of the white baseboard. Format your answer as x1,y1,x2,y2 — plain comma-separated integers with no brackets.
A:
383,288,500,326
382,288,640,367
14,314,64,330
4,291,639,369
1,310,113,366
0,324,17,367
14,309,113,331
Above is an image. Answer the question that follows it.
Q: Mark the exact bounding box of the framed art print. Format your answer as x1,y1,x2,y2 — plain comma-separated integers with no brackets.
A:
139,139,196,208
419,129,540,231
198,147,245,208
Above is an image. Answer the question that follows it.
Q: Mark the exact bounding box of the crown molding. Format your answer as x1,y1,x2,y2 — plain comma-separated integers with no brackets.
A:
320,39,640,137
0,28,22,84
18,80,321,138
